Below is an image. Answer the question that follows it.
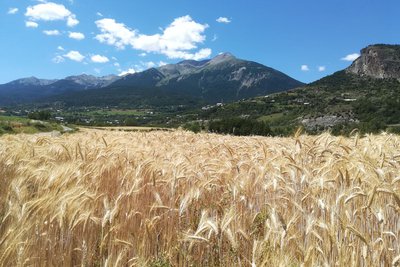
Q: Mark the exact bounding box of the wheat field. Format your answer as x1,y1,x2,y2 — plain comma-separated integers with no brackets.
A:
0,130,399,266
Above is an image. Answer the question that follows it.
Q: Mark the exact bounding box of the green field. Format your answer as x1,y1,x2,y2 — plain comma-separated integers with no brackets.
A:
257,112,284,122
0,116,63,135
84,109,149,116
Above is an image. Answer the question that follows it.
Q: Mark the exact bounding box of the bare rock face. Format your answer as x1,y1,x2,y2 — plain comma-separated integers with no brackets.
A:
301,114,358,131
346,44,400,79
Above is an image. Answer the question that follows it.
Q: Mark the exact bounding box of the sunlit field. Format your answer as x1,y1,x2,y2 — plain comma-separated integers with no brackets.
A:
1,130,399,266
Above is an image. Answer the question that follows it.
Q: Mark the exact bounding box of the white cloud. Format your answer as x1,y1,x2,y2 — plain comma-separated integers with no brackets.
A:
91,54,109,63
95,15,211,60
8,8,19,15
95,18,136,49
139,52,147,57
158,61,167,67
211,34,218,42
301,65,310,71
96,12,103,17
67,15,79,27
341,53,360,62
52,55,65,63
216,17,231,24
163,48,212,60
118,68,137,76
26,21,39,28
57,46,65,51
25,2,79,27
64,50,85,62
43,29,61,36
68,31,85,40
318,66,326,72
114,62,120,67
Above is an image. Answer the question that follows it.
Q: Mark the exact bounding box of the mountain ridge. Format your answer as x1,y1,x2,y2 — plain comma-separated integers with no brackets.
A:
111,52,303,103
0,53,304,106
0,74,119,105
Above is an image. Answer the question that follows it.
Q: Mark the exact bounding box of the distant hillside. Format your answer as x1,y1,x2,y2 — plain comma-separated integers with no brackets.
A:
0,77,57,105
0,75,118,106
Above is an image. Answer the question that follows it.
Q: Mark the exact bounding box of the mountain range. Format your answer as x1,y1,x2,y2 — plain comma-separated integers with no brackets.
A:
0,74,118,106
0,53,303,107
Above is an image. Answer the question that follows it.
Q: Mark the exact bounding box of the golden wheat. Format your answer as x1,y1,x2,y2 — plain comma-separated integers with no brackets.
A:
0,130,399,266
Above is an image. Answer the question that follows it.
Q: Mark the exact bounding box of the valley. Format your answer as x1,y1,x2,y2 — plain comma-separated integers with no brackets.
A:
1,45,399,137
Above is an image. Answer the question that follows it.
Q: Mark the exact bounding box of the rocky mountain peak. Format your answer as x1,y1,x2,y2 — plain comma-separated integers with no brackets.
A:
208,52,237,65
346,44,400,79
63,74,118,87
9,76,58,86
177,59,210,67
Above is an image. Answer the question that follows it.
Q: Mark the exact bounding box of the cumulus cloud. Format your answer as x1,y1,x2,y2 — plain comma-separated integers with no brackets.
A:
216,17,231,24
163,48,212,60
91,54,109,63
43,30,61,36
57,46,65,51
341,53,360,61
68,31,85,40
67,15,79,27
8,8,19,15
26,21,39,28
95,18,136,49
301,65,310,71
118,68,137,76
318,66,326,72
95,15,211,60
64,50,85,62
25,2,79,27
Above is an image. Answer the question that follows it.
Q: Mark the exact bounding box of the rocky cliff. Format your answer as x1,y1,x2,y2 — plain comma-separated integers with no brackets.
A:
346,44,400,79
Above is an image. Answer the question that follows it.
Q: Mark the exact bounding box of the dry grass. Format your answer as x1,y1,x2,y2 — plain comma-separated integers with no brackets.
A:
0,130,399,266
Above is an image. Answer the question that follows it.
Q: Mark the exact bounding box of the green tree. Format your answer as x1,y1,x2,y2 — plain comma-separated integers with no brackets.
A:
28,110,51,121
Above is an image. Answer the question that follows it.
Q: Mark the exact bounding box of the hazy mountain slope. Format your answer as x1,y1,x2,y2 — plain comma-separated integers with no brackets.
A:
0,75,118,106
0,77,58,105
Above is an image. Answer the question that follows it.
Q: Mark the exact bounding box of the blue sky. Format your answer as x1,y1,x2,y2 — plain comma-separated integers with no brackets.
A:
0,0,399,84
